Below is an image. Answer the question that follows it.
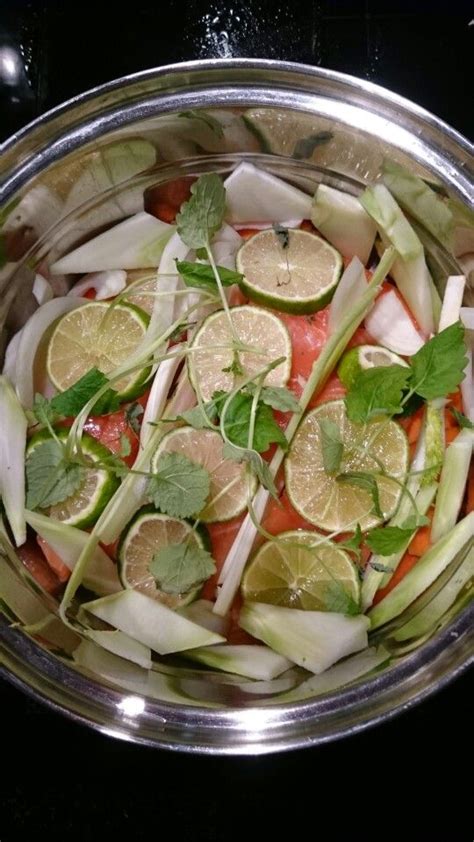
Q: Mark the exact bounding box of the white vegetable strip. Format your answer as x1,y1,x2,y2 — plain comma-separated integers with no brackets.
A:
184,644,293,680
312,184,376,265
328,256,367,336
24,510,121,596
140,351,182,447
211,223,243,270
460,347,473,421
2,328,22,381
0,377,27,546
460,307,474,331
233,219,302,231
67,270,127,300
431,429,473,543
14,296,88,407
438,275,466,331
364,290,425,355
32,274,53,305
224,162,312,223
216,484,269,588
85,629,152,669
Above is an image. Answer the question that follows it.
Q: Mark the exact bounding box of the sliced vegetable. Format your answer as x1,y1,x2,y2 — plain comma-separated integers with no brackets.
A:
0,377,28,546
85,629,152,669
178,599,229,636
431,429,473,543
239,602,369,674
184,644,292,680
364,290,425,356
438,275,466,331
81,589,226,654
67,270,127,300
223,162,312,223
328,256,367,335
311,184,376,264
338,344,408,389
32,274,53,305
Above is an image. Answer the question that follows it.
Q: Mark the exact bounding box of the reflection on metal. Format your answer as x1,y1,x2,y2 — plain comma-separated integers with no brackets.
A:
0,46,22,85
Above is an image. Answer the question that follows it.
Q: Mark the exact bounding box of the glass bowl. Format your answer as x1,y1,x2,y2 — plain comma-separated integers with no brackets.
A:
0,59,472,754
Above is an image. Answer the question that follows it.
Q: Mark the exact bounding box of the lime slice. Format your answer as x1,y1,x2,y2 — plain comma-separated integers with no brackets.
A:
46,301,150,399
338,345,409,389
151,426,255,522
285,399,409,532
26,429,120,529
188,305,291,401
124,270,157,316
118,506,206,608
236,228,342,314
242,530,360,610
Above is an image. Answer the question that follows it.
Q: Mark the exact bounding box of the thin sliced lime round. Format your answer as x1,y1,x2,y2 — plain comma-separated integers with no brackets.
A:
236,228,342,314
118,506,206,608
242,530,360,610
46,301,150,400
285,399,409,532
188,305,292,402
151,426,255,522
338,345,409,389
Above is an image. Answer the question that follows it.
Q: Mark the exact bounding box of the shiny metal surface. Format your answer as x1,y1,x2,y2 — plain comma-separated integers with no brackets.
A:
0,59,472,753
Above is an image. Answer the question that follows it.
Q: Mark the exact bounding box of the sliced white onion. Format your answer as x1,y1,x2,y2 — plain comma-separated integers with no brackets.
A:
15,297,88,407
461,347,474,421
438,275,466,331
365,290,425,356
211,223,243,270
67,270,127,300
32,274,54,305
2,328,23,381
328,256,367,335
460,307,474,331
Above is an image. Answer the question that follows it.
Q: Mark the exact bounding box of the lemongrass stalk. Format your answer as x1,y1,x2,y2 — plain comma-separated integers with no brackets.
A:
431,429,473,543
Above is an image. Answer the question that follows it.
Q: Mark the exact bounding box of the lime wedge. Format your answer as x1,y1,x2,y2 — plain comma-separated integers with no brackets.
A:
338,345,409,389
46,301,150,399
118,506,206,608
26,429,120,529
188,305,292,401
236,228,342,314
242,530,360,610
151,426,255,522
285,399,409,532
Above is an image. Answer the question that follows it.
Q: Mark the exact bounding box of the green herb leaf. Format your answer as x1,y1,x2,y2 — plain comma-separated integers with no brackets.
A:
450,406,474,429
220,391,288,453
119,434,131,457
366,525,415,555
345,365,411,423
148,452,210,518
292,131,333,160
195,247,207,260
338,523,363,559
149,541,216,594
222,353,244,376
48,367,120,417
245,384,301,413
336,471,383,519
402,513,430,529
324,580,360,615
26,439,85,509
125,402,144,435
272,224,289,249
176,259,243,291
176,173,226,250
409,322,467,400
318,418,343,474
222,443,278,498
178,110,224,138
32,394,57,432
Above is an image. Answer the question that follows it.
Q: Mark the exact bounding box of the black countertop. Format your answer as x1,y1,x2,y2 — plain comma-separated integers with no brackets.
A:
1,1,472,837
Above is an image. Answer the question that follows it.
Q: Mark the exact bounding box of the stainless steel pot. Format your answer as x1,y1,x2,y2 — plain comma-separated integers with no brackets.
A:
0,59,472,754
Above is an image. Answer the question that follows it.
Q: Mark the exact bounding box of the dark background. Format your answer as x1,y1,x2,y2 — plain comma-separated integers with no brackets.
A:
1,1,472,838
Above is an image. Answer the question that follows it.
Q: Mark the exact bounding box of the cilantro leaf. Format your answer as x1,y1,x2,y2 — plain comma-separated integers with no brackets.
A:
178,110,224,138
26,439,85,509
272,224,289,249
336,471,383,519
220,392,288,453
366,525,415,555
323,580,360,615
318,418,343,474
245,384,300,413
176,173,226,250
345,365,411,424
450,406,474,429
409,322,467,400
49,367,120,417
292,131,333,160
149,541,216,594
176,259,243,291
148,452,210,518
125,402,144,435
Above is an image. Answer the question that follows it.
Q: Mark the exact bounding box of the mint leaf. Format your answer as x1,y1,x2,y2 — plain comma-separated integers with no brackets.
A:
178,110,224,138
409,322,467,400
272,224,289,249
32,393,57,431
125,402,144,435
26,439,85,509
150,541,216,594
318,418,343,474
49,367,120,417
366,525,415,555
148,452,210,518
345,365,411,424
176,173,226,249
336,471,383,519
176,259,243,291
338,523,363,559
324,580,360,615
292,131,333,160
245,384,300,413
220,392,288,453
450,406,474,429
